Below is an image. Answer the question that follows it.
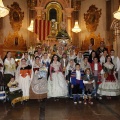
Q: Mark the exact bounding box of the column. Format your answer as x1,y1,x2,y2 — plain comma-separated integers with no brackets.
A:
35,7,44,20
64,8,74,38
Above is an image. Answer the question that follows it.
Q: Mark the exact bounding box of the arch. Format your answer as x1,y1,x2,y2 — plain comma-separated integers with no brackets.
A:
45,2,63,29
49,8,57,20
41,0,69,9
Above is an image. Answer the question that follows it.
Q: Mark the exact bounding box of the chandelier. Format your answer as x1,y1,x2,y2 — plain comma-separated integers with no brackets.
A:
72,21,81,33
28,20,34,32
72,0,81,33
0,0,9,17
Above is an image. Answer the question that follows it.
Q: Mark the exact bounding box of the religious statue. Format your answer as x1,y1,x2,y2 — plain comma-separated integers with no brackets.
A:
56,22,70,39
49,19,58,37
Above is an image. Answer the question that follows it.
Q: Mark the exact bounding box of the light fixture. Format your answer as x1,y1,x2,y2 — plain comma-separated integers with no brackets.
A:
28,20,34,32
72,0,81,33
72,21,81,33
0,0,9,17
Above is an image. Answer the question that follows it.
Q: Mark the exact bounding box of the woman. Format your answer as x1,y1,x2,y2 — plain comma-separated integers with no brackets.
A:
88,51,98,63
3,51,16,87
30,56,47,99
48,54,68,98
97,56,120,99
60,53,68,74
68,49,76,61
80,57,91,72
16,58,32,101
74,51,83,64
41,53,51,68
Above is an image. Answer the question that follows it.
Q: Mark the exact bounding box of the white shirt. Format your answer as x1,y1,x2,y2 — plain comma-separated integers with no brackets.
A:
63,58,66,67
100,55,106,65
76,70,81,80
94,63,98,70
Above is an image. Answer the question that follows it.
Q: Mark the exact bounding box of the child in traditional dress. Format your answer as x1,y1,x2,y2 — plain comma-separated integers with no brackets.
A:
7,76,19,92
83,68,94,105
71,63,84,104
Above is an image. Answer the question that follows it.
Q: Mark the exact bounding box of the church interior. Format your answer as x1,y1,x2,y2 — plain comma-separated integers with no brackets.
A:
0,0,120,58
0,0,120,120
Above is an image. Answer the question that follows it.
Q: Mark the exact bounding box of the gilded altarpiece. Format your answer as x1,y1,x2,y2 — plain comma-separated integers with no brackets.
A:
3,2,27,56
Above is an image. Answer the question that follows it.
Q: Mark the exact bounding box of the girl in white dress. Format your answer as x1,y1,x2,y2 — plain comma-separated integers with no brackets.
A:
48,54,68,98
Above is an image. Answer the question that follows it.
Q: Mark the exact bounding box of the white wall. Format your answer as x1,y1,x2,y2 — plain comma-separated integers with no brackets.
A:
79,0,106,43
3,0,29,45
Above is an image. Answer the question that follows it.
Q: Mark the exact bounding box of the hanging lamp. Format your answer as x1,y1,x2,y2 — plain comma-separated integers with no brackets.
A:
72,0,81,33
72,20,81,33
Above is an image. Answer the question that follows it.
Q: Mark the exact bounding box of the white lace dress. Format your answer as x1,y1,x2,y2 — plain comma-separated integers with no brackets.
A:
48,61,68,98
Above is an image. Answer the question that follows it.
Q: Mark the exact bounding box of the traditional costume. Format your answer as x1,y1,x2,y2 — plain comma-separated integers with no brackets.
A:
4,58,16,86
65,62,75,97
71,70,84,103
83,74,94,104
97,63,120,96
30,63,47,99
48,61,68,98
16,65,32,100
80,61,91,72
91,62,102,96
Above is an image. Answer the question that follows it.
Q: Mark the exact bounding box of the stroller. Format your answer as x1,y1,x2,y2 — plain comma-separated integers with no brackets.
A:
0,85,6,103
6,86,23,107
0,72,6,103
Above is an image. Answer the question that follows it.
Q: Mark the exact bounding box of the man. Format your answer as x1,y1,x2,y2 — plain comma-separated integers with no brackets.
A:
96,41,108,57
83,44,94,58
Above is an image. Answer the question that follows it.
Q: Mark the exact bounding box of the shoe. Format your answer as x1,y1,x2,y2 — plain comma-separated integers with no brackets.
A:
74,102,77,105
89,101,93,105
38,77,43,80
78,101,82,104
84,101,87,105
98,96,102,100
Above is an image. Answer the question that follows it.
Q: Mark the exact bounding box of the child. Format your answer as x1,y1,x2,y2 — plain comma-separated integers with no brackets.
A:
7,76,22,106
65,59,75,97
7,76,19,92
71,63,84,104
83,68,94,105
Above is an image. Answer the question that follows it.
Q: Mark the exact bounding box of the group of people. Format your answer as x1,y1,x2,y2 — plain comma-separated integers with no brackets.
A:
0,41,120,105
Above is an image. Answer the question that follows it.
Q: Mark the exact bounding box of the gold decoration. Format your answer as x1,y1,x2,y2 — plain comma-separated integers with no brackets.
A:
82,32,103,50
84,5,102,32
11,97,23,105
46,2,63,30
3,32,27,51
7,2,24,32
27,0,37,9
